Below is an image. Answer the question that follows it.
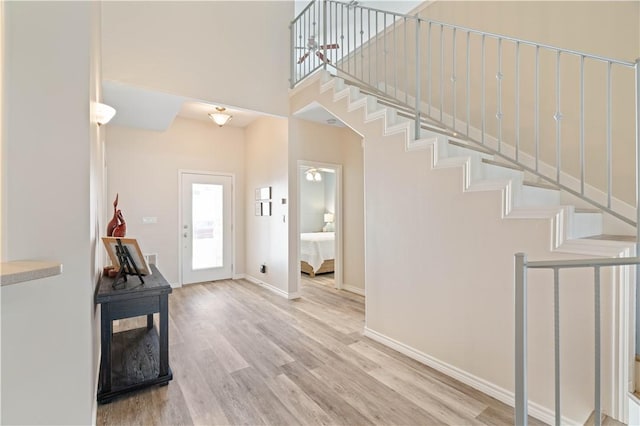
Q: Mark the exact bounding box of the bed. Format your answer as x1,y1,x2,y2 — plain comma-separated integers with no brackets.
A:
300,232,335,277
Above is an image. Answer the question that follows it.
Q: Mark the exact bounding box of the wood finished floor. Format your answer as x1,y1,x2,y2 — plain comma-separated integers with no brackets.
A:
98,274,544,426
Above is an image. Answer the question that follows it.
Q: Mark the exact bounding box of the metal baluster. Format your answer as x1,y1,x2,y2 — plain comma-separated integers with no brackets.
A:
328,1,332,64
535,46,540,172
323,0,327,70
553,268,561,426
415,18,421,140
497,38,503,153
452,28,457,132
555,51,562,184
336,4,349,74
515,253,528,426
290,22,294,88
515,41,520,161
346,5,350,75
580,56,585,195
428,22,432,117
607,61,612,208
375,11,378,86
404,17,408,105
394,16,398,99
481,34,486,145
360,8,364,81
594,266,601,426
440,24,444,123
353,5,357,78
383,14,387,94
368,9,371,85
466,31,470,138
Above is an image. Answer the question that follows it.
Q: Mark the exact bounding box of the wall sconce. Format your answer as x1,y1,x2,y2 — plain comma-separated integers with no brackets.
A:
96,102,116,125
208,107,233,127
305,168,322,182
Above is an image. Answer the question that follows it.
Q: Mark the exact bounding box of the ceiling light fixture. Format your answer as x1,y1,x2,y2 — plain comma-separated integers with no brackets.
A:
305,168,322,182
96,102,116,125
208,107,233,127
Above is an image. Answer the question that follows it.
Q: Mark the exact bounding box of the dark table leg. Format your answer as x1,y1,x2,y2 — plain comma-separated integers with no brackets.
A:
99,303,112,393
147,314,153,330
159,294,169,377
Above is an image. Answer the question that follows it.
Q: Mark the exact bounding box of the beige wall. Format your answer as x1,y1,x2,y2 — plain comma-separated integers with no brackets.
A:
105,117,246,285
101,1,293,116
288,119,365,292
1,2,102,424
245,117,290,292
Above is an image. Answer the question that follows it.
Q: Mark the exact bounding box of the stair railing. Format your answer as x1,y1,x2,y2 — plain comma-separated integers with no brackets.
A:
290,0,640,233
514,254,640,426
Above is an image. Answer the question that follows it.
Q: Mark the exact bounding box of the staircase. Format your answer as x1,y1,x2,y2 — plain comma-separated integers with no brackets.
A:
290,1,639,425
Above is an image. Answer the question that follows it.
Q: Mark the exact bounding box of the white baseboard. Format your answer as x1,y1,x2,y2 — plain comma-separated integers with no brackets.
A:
343,284,365,296
233,273,246,280
245,274,299,299
363,326,580,426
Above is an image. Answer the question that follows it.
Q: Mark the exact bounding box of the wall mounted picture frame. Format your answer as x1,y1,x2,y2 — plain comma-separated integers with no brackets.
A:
102,237,151,275
255,186,271,201
261,201,271,216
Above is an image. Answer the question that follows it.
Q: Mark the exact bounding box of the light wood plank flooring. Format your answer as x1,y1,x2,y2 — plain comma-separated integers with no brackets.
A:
98,275,543,425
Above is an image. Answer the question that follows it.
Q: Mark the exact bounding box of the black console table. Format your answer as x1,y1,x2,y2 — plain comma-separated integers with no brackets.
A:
96,264,173,403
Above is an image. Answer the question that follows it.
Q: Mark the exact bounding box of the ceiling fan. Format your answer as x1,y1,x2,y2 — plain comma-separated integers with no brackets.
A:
296,35,340,64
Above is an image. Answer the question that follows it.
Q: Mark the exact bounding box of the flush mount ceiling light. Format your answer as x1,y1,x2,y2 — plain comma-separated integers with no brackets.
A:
208,107,233,127
96,102,116,125
305,168,322,182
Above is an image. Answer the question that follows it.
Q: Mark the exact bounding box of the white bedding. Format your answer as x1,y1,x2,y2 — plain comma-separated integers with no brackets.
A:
300,232,335,272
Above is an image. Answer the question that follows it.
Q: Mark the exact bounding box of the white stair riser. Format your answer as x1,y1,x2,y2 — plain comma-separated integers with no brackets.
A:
571,212,604,239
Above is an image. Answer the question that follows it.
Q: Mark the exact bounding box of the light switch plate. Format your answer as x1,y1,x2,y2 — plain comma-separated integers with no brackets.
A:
142,216,158,224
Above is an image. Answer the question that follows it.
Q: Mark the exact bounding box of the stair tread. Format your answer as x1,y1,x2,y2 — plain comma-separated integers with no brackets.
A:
447,140,493,155
522,180,560,190
481,158,524,171
574,208,601,214
585,234,636,242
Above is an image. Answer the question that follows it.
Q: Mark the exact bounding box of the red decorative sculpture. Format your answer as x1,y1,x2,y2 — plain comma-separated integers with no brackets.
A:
113,210,127,237
106,193,127,237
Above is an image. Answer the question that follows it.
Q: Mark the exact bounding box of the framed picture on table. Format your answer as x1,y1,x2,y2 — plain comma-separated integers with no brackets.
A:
102,237,151,275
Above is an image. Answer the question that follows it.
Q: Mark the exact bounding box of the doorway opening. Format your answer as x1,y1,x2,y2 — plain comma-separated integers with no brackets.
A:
298,161,342,292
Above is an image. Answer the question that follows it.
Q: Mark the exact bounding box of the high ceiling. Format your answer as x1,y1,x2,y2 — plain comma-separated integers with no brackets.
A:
103,1,423,132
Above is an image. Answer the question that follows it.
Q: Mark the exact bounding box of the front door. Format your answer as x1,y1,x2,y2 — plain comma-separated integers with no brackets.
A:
181,173,233,284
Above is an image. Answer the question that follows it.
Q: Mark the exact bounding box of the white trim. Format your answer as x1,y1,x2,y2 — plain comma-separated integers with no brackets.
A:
178,170,236,287
244,274,299,299
343,284,365,296
233,273,246,280
363,327,580,426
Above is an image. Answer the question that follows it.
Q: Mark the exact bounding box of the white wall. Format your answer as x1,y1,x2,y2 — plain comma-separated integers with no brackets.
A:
245,117,290,293
105,117,246,285
1,2,102,424
101,1,293,117
288,119,365,292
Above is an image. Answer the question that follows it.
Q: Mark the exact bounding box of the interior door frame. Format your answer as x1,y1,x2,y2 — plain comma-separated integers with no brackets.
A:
297,160,343,292
178,169,236,287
